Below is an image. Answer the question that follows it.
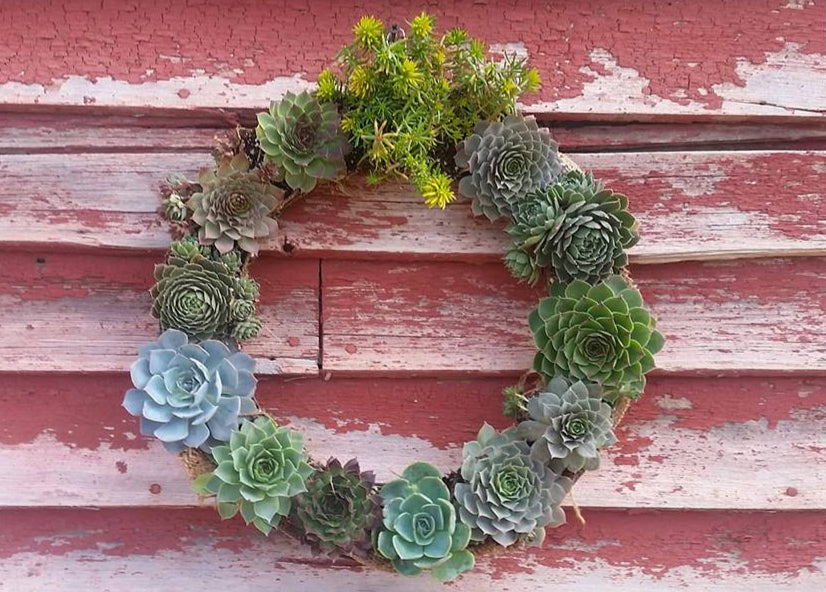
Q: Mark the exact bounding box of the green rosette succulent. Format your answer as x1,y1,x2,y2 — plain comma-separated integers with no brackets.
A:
375,462,474,582
169,235,210,261
151,254,236,341
204,416,313,535
189,154,282,255
504,248,540,285
507,170,639,284
517,376,617,474
231,317,262,341
455,114,560,221
256,90,349,193
293,458,379,556
453,424,571,547
529,276,665,400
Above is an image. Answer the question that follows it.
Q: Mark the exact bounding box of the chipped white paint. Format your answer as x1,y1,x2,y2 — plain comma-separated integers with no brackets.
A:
655,395,694,411
712,43,826,113
526,45,826,118
0,74,313,110
285,416,461,482
4,407,825,509
1,45,822,117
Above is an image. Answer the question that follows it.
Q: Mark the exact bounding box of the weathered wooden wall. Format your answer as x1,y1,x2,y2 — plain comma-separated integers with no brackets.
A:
1,1,825,590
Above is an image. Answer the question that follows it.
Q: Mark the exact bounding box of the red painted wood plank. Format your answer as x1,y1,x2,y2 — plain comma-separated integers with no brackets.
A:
2,375,824,509
3,151,825,262
285,151,826,263
1,507,824,590
0,252,319,375
1,0,823,119
322,257,826,375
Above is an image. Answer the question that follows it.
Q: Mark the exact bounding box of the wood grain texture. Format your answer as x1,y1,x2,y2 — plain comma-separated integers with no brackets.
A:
0,252,319,375
1,507,824,591
1,0,823,119
2,253,825,377
2,375,824,509
3,151,825,262
322,257,826,375
4,113,826,153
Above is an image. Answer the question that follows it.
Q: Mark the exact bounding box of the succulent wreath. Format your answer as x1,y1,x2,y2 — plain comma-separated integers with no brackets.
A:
123,13,663,583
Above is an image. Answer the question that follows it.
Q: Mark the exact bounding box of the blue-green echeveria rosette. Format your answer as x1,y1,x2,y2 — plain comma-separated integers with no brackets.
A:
256,90,350,193
375,462,474,582
122,329,257,453
203,416,313,535
529,275,665,401
455,114,561,221
454,424,571,548
517,376,617,474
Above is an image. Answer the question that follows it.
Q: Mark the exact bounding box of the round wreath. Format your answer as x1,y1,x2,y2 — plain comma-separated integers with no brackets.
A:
123,13,663,583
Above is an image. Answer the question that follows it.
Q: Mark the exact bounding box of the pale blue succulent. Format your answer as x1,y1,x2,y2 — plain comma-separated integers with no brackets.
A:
123,329,257,453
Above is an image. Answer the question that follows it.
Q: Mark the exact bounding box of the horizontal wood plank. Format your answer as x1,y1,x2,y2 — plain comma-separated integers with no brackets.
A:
2,253,824,377
3,151,825,263
1,375,824,509
1,508,825,591
1,0,823,119
0,252,319,375
322,257,826,375
3,113,826,153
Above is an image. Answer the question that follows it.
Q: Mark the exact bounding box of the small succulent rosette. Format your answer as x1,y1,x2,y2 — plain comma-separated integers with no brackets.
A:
202,416,313,535
453,424,571,547
517,377,617,474
530,275,665,400
189,153,282,255
456,114,561,221
256,90,350,193
507,170,639,285
293,458,380,556
122,329,257,453
375,462,474,582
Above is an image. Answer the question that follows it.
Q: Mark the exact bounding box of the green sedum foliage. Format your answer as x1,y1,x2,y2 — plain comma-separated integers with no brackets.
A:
375,462,474,581
453,424,571,547
455,114,560,220
321,13,540,208
293,458,379,556
256,90,350,193
529,276,665,400
516,376,617,474
204,416,313,535
507,170,639,284
189,154,282,255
